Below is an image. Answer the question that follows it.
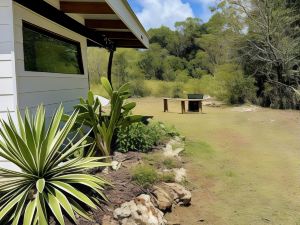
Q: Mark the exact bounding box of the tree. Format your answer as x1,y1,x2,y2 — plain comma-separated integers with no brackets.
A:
138,43,169,80
113,51,129,84
233,0,300,108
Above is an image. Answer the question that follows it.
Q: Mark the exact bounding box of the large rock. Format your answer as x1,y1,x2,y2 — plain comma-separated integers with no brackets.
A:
165,183,191,206
153,183,192,208
114,194,166,225
102,215,119,225
152,185,174,211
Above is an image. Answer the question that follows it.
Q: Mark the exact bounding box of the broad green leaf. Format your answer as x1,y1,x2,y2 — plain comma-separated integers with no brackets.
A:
52,188,76,223
88,91,94,105
0,191,23,219
51,181,97,209
69,199,94,222
36,178,46,193
37,194,48,225
101,77,113,97
46,193,65,225
23,199,36,225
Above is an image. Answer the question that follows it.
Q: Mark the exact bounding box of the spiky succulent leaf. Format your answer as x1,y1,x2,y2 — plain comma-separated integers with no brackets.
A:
0,105,109,225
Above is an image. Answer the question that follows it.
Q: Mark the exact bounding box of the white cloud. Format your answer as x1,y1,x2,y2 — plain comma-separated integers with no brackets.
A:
135,0,195,30
191,0,218,22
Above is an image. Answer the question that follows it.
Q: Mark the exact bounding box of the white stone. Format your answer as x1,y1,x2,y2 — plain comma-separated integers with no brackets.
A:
173,168,186,183
114,194,166,225
111,161,122,171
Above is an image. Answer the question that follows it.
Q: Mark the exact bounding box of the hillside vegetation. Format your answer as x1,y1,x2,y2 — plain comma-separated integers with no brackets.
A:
89,0,300,109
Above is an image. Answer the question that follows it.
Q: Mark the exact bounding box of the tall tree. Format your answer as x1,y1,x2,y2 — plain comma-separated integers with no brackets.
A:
233,0,300,108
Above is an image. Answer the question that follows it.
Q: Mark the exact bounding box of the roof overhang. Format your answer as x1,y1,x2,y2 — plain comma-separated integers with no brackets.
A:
13,0,149,50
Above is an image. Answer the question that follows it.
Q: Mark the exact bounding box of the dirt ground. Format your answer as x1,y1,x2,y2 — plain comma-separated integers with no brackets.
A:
133,98,300,225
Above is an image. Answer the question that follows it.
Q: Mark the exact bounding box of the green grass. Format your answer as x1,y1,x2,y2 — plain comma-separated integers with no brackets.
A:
133,97,300,225
131,164,158,188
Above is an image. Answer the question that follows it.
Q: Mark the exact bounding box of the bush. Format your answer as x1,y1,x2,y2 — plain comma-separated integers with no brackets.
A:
131,165,159,187
172,82,184,98
116,121,178,153
155,82,172,97
163,158,181,169
71,78,142,156
160,172,176,183
131,164,176,187
130,79,151,97
194,64,257,104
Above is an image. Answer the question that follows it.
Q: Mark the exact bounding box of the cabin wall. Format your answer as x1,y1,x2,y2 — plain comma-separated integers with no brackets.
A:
13,2,89,118
0,0,18,170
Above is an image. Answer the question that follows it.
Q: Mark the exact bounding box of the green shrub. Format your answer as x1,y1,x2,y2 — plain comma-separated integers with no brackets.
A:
131,165,159,187
116,122,161,153
160,172,176,183
70,77,142,156
163,158,181,169
130,79,151,97
0,105,109,225
172,82,184,98
155,82,172,97
116,121,179,153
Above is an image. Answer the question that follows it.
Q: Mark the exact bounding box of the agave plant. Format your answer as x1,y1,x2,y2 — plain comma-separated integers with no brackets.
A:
0,105,109,225
72,77,142,156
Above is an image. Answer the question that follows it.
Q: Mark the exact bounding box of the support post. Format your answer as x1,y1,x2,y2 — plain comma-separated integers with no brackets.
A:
181,101,186,114
107,50,114,85
163,98,168,112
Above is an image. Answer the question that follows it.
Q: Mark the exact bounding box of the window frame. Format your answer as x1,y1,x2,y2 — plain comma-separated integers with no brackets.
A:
22,21,85,75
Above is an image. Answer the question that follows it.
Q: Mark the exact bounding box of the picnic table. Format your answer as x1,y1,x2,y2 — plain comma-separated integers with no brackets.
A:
163,98,204,114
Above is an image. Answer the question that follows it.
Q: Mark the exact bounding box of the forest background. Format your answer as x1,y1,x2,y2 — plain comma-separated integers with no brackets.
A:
89,0,300,109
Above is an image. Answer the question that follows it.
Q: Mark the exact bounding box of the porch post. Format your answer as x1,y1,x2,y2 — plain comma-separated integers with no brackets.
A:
107,50,115,85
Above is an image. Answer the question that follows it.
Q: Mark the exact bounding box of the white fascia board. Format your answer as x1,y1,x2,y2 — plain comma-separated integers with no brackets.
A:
105,0,149,48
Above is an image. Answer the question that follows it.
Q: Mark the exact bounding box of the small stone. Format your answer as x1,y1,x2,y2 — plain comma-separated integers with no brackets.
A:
173,168,186,183
111,161,122,171
102,167,109,175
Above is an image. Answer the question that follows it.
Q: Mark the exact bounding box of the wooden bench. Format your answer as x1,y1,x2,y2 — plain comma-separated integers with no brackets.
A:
163,98,204,114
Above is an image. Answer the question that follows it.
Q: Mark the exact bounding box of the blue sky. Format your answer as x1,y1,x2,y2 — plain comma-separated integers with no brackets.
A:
128,0,217,30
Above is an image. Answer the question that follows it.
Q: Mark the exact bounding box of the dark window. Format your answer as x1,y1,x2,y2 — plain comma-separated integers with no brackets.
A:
23,22,84,74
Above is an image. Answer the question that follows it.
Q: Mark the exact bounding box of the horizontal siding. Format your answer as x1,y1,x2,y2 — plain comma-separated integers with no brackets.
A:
0,60,13,77
0,2,17,170
17,76,89,93
22,99,80,120
0,25,12,42
0,77,14,94
0,2,17,114
0,95,15,111
0,0,10,7
18,88,87,109
0,7,11,24
13,3,89,112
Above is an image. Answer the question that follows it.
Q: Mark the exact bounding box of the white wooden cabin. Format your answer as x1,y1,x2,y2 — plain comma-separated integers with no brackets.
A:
0,0,149,168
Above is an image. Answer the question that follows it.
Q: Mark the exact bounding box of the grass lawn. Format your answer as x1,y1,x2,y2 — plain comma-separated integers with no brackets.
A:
133,97,300,225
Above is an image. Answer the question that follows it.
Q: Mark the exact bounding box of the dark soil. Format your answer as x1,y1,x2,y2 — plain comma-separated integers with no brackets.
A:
63,151,146,225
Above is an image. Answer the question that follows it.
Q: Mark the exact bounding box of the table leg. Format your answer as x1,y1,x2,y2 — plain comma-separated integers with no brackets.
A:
163,99,168,112
200,101,203,113
181,101,185,114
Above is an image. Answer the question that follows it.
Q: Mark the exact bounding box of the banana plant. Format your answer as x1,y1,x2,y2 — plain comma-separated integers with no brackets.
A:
0,105,109,225
72,77,142,156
